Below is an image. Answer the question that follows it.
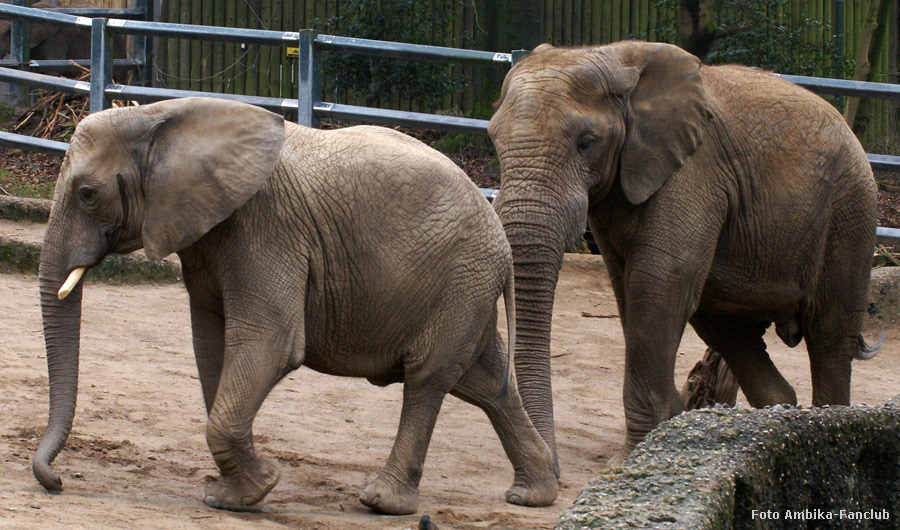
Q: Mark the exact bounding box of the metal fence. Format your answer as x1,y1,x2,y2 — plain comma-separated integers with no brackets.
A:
0,0,152,90
0,2,899,241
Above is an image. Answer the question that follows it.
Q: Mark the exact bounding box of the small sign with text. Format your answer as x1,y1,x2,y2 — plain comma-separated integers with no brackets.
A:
752,508,890,522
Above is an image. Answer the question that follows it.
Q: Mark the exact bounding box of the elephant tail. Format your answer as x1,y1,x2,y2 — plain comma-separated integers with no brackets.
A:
503,264,516,391
856,332,883,361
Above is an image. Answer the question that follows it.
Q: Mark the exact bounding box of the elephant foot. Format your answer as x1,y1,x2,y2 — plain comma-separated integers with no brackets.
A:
203,455,281,511
359,476,419,515
505,472,558,507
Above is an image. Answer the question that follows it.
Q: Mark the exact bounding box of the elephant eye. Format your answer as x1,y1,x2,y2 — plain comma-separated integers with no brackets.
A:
79,185,97,205
576,134,598,154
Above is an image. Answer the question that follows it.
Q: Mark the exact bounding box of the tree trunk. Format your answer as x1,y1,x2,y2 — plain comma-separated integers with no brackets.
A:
843,0,888,128
677,0,717,60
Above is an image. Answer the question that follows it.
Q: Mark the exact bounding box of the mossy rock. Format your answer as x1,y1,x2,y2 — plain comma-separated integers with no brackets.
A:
0,235,180,284
556,400,900,529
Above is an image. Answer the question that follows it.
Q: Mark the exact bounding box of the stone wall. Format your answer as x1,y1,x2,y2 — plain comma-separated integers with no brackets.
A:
556,398,900,529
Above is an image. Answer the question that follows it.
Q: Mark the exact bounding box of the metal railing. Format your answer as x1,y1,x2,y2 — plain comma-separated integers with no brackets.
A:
0,3,899,240
0,0,152,82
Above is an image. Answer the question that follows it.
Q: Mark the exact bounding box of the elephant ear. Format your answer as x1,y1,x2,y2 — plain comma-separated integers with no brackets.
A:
605,42,710,205
140,97,285,260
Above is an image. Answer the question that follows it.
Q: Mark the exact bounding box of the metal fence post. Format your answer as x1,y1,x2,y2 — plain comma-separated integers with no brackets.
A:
297,29,321,127
132,0,153,86
90,17,114,112
7,0,31,105
511,49,528,66
9,0,30,65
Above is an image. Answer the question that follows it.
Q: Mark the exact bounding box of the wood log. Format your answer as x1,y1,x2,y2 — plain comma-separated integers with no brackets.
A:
680,347,740,410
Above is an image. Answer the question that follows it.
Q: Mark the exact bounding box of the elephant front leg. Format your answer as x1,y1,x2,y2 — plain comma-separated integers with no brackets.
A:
202,322,303,510
620,276,701,449
360,379,447,515
188,291,225,414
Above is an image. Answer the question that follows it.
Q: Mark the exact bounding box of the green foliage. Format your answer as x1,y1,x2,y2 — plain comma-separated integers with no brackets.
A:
651,0,854,77
864,135,900,158
316,0,467,110
0,102,13,124
707,0,853,77
0,169,55,200
433,132,494,156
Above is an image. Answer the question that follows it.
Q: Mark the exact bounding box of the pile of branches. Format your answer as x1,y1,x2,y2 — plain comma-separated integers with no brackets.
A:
12,66,90,142
11,65,137,142
874,245,900,268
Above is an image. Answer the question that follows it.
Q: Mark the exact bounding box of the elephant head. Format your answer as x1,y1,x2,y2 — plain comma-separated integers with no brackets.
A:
33,97,285,491
487,41,709,462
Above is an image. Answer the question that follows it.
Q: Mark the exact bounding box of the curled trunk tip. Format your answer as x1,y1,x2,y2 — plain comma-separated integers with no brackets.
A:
32,457,63,491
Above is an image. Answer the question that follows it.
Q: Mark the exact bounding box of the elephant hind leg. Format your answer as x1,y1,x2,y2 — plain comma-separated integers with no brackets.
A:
360,364,451,515
689,312,797,407
449,329,558,507
804,315,858,406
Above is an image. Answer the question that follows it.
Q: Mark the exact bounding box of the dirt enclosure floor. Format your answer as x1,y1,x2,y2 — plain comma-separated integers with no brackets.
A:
1,254,899,530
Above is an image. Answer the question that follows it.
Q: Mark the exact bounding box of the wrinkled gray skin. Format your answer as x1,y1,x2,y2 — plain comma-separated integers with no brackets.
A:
34,97,557,515
0,1,125,61
488,41,878,461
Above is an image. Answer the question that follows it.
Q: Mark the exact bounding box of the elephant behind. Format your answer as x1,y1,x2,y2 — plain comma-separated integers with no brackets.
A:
0,1,126,62
487,41,878,463
33,97,558,515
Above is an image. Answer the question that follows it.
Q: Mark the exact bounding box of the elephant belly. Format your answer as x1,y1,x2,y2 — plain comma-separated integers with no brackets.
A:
300,320,413,380
698,264,804,325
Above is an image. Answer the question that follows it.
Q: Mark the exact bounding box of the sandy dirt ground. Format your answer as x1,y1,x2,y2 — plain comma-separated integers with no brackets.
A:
1,254,899,530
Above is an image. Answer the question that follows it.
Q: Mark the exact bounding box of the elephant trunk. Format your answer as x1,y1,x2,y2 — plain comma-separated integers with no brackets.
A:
495,182,582,476
33,226,85,492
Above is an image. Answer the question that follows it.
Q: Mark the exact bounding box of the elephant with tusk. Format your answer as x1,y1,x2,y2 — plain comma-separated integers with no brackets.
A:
35,97,558,515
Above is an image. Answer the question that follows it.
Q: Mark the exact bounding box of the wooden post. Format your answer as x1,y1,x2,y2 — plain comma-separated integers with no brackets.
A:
680,348,740,410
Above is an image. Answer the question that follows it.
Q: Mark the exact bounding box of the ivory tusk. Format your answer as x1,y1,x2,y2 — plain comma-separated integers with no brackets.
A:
57,267,86,300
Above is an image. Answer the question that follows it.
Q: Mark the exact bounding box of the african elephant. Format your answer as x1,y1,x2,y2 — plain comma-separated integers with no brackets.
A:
488,41,878,461
0,1,126,61
33,97,557,515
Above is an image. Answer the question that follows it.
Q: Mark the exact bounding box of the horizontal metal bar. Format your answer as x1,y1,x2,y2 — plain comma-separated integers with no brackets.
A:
313,102,490,135
0,58,140,70
105,19,297,45
314,34,512,66
480,188,499,201
44,8,146,19
0,131,68,155
876,227,900,243
868,154,900,172
0,3,82,26
776,74,900,101
105,84,298,113
0,66,88,94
